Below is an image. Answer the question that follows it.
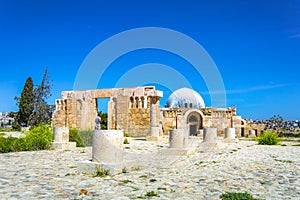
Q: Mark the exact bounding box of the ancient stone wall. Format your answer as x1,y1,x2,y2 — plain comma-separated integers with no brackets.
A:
52,87,243,137
244,123,266,137
52,86,162,137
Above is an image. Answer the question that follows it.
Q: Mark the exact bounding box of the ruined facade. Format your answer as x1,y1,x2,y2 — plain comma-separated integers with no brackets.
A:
161,107,243,136
52,86,245,137
52,86,162,137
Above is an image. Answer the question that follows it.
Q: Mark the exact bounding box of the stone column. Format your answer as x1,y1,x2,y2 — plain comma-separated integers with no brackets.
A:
161,129,194,156
78,129,134,175
92,130,124,164
198,128,219,150
203,128,217,143
143,96,147,108
54,127,69,143
225,128,236,139
52,127,76,150
169,129,188,148
148,97,160,141
223,128,238,143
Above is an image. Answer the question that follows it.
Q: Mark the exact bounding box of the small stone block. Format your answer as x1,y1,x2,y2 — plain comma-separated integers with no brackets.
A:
52,142,76,150
160,148,195,156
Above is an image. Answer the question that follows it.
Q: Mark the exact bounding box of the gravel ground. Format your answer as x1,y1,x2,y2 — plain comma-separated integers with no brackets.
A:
0,137,299,200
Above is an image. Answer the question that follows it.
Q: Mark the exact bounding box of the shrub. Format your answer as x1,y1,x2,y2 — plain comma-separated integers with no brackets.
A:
0,137,16,153
11,137,31,152
78,130,93,146
257,130,280,145
123,138,129,144
220,192,255,200
26,124,53,150
69,128,84,147
94,166,110,177
0,136,31,153
69,128,93,147
145,191,160,197
0,124,52,153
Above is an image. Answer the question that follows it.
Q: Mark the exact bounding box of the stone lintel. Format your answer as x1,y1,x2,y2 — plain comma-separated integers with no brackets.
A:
93,89,114,98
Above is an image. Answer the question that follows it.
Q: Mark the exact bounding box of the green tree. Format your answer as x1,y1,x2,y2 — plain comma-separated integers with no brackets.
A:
98,111,107,129
15,77,35,127
29,67,54,126
270,114,283,124
6,112,18,119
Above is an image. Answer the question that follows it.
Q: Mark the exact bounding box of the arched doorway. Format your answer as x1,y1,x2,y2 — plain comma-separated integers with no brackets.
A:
187,112,202,136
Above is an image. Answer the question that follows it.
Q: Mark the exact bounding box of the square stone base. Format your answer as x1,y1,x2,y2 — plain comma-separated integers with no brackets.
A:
52,142,76,151
77,160,136,176
160,148,195,156
146,136,161,142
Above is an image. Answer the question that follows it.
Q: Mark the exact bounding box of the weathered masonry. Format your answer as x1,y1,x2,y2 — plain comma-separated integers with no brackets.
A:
52,86,246,137
52,86,162,137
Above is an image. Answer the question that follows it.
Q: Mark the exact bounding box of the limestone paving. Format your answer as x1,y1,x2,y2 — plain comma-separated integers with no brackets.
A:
0,138,300,199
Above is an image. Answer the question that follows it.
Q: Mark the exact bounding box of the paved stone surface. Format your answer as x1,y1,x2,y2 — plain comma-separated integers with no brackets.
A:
0,137,300,199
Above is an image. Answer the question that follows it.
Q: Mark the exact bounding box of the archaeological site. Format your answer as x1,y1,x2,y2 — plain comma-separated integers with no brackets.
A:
52,86,264,137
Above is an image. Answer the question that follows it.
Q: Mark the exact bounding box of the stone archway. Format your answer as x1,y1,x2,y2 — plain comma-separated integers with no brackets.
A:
184,109,204,136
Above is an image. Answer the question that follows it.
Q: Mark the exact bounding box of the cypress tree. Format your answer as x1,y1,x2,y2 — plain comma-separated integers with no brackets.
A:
29,67,54,126
16,77,35,126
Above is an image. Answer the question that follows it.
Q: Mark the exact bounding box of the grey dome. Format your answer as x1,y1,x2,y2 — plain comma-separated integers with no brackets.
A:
165,88,205,108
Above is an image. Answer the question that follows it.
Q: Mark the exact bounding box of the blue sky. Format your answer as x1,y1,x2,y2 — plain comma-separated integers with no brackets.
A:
0,0,299,120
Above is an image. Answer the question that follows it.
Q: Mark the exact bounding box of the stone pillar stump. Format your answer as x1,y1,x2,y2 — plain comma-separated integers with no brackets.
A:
203,128,218,143
198,128,220,150
52,127,76,150
169,129,188,148
223,128,238,143
161,129,194,156
248,130,256,138
78,130,135,175
92,130,124,164
54,127,69,142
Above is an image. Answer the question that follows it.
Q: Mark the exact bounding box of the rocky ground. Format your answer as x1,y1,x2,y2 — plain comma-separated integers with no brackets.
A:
0,137,300,200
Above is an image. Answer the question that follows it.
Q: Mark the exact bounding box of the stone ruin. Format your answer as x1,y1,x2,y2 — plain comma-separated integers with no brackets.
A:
52,127,76,151
52,86,246,138
50,86,248,174
52,86,162,137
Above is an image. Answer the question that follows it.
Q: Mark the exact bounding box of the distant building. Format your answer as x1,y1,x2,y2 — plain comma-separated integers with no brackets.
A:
0,112,14,128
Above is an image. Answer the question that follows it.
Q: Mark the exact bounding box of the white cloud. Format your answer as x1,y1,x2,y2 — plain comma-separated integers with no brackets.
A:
201,83,289,95
289,33,300,38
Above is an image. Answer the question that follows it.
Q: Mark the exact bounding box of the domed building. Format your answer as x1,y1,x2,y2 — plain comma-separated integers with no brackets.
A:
165,88,205,109
161,87,243,136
